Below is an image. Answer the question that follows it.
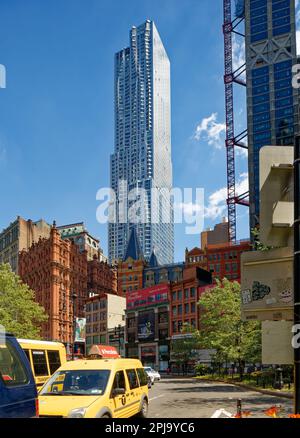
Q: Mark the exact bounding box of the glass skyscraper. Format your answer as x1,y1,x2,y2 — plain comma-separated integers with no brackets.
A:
109,20,174,265
245,0,298,229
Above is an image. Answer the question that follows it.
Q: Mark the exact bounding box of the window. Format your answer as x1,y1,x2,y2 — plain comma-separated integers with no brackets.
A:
158,312,168,324
190,287,195,298
112,370,126,393
32,350,48,376
178,305,182,315
191,302,196,313
159,329,168,339
126,369,139,389
137,368,148,387
23,349,30,363
0,340,28,386
184,289,189,299
172,292,176,301
177,291,182,300
185,303,189,314
47,351,61,375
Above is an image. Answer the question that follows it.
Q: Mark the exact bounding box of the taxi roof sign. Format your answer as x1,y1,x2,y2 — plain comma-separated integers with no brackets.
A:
87,345,120,359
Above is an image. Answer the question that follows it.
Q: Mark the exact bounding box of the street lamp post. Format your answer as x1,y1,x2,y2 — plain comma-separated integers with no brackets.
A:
72,293,78,361
294,136,300,413
115,324,122,356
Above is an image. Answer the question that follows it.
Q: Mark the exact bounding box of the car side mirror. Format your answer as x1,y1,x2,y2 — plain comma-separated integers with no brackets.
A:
112,388,126,397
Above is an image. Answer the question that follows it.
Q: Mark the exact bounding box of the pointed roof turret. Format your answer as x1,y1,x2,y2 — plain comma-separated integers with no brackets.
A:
149,249,159,267
123,227,143,261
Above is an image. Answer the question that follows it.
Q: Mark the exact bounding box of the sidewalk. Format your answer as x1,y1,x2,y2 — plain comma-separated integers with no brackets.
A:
194,377,293,399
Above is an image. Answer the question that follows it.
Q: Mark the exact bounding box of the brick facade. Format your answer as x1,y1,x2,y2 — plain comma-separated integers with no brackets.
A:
88,256,118,296
18,223,87,344
185,240,251,283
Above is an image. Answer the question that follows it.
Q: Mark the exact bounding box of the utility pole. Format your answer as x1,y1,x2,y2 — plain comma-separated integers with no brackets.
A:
72,293,78,361
115,324,122,356
294,136,300,413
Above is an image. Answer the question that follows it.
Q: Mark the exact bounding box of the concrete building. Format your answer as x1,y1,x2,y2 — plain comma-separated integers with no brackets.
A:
244,0,298,230
241,146,293,322
85,293,126,355
57,222,107,262
241,145,294,364
109,20,174,265
18,222,88,347
0,216,51,273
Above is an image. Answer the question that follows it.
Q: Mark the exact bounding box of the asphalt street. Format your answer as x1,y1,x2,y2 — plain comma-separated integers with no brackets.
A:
147,378,293,418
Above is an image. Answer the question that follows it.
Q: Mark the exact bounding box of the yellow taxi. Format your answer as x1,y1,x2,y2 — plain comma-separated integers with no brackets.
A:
38,355,149,418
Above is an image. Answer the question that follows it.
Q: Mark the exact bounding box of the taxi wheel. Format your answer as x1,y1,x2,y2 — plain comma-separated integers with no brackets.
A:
101,414,111,418
137,399,148,418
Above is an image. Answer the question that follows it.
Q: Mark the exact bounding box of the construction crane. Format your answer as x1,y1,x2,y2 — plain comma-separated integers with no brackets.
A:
223,0,249,243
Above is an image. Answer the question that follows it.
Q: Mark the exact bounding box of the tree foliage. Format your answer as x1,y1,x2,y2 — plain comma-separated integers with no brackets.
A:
171,324,201,365
0,263,48,338
198,278,261,373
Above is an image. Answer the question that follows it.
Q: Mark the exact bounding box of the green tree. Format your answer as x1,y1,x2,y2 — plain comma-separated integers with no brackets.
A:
198,278,261,380
0,263,48,338
171,324,201,375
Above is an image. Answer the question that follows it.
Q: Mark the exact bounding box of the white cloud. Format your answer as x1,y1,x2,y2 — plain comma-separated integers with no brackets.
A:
204,186,227,220
194,113,226,149
204,173,249,220
175,202,202,217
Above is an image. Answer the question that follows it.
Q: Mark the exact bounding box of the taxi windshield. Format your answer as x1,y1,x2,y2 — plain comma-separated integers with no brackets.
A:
40,369,110,396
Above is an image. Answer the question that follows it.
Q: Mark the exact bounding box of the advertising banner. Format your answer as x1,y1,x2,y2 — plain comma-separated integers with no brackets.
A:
127,284,169,310
75,317,86,342
138,311,155,340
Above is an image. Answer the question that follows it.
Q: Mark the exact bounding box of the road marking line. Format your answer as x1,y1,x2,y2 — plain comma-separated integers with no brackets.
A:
150,394,165,401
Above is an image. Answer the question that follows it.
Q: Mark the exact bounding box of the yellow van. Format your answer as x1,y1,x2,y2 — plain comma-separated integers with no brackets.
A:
17,339,67,389
38,358,149,418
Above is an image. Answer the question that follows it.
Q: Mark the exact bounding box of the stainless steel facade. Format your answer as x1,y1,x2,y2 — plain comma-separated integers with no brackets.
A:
109,20,174,265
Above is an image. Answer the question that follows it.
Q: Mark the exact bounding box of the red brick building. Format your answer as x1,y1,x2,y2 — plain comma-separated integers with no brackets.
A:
88,256,118,296
169,266,213,337
19,222,88,345
185,240,251,283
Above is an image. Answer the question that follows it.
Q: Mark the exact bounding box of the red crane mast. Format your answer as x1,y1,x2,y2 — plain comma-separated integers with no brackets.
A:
223,0,249,242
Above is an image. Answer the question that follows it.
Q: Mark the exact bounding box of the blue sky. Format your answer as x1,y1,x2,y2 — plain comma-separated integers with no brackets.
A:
0,0,253,262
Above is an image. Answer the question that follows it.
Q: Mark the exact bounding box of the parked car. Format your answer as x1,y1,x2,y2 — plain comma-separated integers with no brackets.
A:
144,367,161,384
0,333,38,418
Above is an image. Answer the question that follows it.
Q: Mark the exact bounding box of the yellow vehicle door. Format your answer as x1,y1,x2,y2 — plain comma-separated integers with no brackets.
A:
109,370,131,418
125,369,141,417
